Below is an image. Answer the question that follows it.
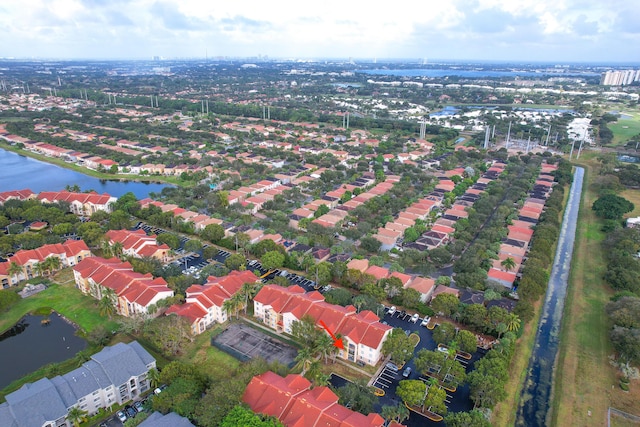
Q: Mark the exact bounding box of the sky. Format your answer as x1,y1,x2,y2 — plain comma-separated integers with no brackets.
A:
1,0,639,63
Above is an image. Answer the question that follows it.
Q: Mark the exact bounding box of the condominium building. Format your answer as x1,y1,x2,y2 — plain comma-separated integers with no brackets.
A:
0,341,155,427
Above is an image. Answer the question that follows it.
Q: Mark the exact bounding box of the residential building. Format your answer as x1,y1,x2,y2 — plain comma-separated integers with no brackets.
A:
253,285,392,366
37,191,117,216
166,270,259,334
105,229,170,262
73,257,173,317
0,341,155,427
138,412,195,427
0,240,91,288
243,371,390,427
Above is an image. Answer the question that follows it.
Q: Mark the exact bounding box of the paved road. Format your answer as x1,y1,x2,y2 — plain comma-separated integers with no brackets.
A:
515,167,584,426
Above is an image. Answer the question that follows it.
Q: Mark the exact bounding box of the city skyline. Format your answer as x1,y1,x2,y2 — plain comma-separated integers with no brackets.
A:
1,0,639,63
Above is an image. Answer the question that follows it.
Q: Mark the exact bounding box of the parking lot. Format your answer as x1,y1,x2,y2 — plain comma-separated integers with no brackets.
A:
364,307,486,426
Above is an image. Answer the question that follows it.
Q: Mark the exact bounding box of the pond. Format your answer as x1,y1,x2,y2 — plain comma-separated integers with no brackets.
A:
0,149,171,199
0,312,87,389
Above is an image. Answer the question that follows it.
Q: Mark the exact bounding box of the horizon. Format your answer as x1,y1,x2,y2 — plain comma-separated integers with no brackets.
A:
1,0,638,63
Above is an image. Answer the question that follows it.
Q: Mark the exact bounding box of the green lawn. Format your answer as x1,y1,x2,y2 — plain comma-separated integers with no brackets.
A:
609,111,640,145
0,276,118,335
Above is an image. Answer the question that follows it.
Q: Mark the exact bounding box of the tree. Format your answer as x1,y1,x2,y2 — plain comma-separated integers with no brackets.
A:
225,253,247,271
457,329,478,353
143,314,194,356
334,379,377,414
156,232,181,249
66,406,88,427
184,239,203,254
431,293,459,317
261,250,285,271
147,367,161,389
424,383,448,415
220,406,283,427
592,194,634,220
201,223,225,243
359,236,381,253
294,346,315,375
107,210,132,230
222,293,244,319
396,379,426,407
500,257,516,272
380,403,409,425
445,410,491,427
98,287,117,319
433,322,456,345
382,328,415,365
309,262,332,286
505,313,521,332
8,262,23,284
239,282,260,315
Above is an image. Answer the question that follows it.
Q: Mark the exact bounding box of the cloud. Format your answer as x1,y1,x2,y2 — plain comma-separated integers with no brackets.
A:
150,1,206,31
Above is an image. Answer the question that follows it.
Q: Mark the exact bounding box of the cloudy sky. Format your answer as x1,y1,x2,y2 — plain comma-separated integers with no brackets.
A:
1,0,639,63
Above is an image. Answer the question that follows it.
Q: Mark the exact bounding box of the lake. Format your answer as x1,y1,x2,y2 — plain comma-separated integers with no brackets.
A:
0,149,170,199
0,312,87,389
359,69,599,78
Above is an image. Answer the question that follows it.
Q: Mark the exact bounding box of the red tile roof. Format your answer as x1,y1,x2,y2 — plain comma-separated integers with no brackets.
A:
243,372,388,427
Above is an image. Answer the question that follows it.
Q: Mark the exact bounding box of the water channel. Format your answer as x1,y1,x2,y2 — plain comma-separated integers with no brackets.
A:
0,312,87,389
0,149,170,199
515,166,584,426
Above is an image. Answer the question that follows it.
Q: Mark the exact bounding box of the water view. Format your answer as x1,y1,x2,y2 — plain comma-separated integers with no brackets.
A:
359,69,600,78
0,149,170,199
0,312,87,389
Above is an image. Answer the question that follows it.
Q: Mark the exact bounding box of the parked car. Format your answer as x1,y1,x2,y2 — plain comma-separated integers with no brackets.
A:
134,401,144,413
403,367,412,378
421,317,430,327
124,405,136,418
387,306,396,315
116,411,127,423
411,313,420,323
386,362,399,372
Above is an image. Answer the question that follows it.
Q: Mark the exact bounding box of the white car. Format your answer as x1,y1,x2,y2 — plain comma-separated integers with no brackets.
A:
410,313,420,323
116,411,127,423
387,306,396,315
421,317,430,327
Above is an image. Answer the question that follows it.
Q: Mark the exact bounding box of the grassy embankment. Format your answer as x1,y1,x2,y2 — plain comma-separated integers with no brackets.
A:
491,170,572,427
0,141,187,188
551,154,640,427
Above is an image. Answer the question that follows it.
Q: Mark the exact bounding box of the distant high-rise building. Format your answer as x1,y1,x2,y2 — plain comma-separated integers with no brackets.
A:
601,69,640,86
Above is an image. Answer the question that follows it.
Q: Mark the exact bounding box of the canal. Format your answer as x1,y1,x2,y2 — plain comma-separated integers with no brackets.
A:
0,312,87,389
0,149,170,199
515,167,584,426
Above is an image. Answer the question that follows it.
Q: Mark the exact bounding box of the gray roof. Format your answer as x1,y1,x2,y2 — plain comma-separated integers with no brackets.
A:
139,412,195,427
2,378,68,427
0,342,155,427
91,342,151,387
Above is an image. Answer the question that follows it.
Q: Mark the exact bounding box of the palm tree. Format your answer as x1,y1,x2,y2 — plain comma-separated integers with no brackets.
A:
506,313,521,332
66,406,88,427
222,293,244,320
239,282,258,315
33,262,46,277
112,242,124,259
500,257,516,272
147,367,160,389
46,256,61,274
295,347,315,375
381,403,409,425
313,333,335,364
8,262,23,284
99,287,117,318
